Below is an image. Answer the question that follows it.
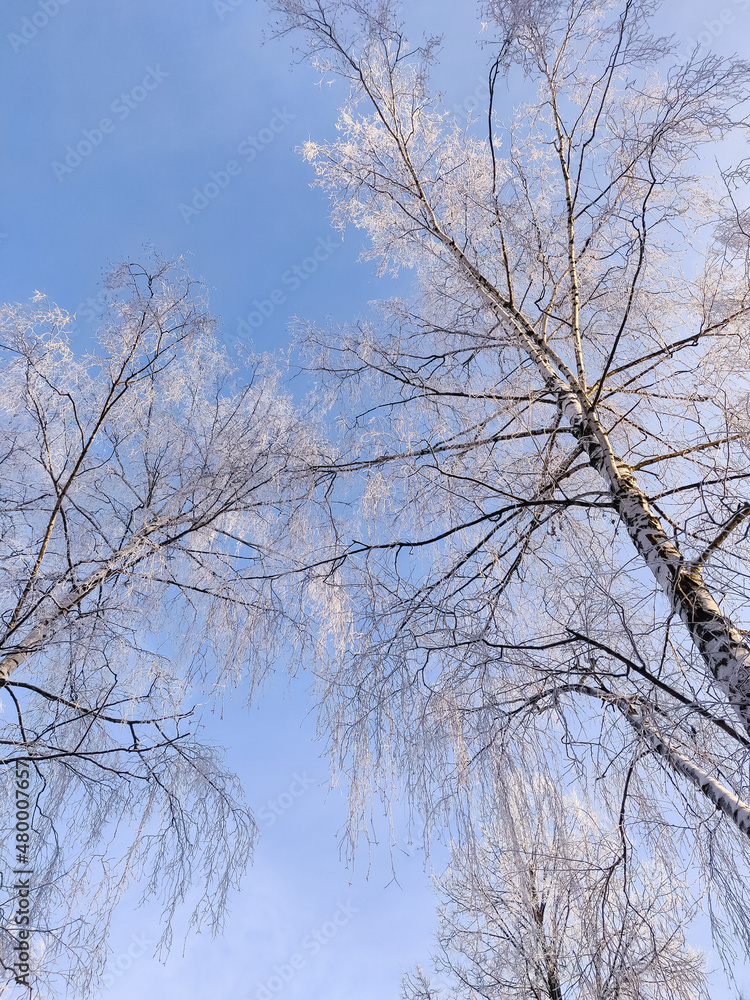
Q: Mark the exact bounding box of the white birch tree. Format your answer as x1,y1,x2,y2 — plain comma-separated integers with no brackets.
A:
401,766,707,1000
0,258,316,995
264,0,750,971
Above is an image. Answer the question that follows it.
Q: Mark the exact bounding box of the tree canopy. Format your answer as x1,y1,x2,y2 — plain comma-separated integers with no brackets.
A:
0,259,316,993
265,0,750,978
5,0,750,992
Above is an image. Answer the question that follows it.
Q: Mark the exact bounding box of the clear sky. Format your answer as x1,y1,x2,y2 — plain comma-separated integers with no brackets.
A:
1,0,749,997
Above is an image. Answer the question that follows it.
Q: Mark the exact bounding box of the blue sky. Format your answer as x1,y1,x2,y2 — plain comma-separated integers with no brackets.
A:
2,0,749,997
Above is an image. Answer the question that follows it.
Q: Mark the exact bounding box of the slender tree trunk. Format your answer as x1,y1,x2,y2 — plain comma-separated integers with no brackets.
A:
568,396,750,739
437,231,750,735
0,520,164,685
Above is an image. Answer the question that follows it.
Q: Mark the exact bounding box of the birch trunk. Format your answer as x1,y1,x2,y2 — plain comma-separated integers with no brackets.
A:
446,239,750,736
0,520,164,685
615,697,750,838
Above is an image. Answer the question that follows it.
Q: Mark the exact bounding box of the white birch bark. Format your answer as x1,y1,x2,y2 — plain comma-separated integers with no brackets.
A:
262,0,750,976
0,519,164,684
440,235,750,736
614,697,750,837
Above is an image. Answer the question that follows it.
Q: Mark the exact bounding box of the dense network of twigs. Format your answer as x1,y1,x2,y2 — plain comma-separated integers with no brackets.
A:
0,260,316,993
266,0,750,985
